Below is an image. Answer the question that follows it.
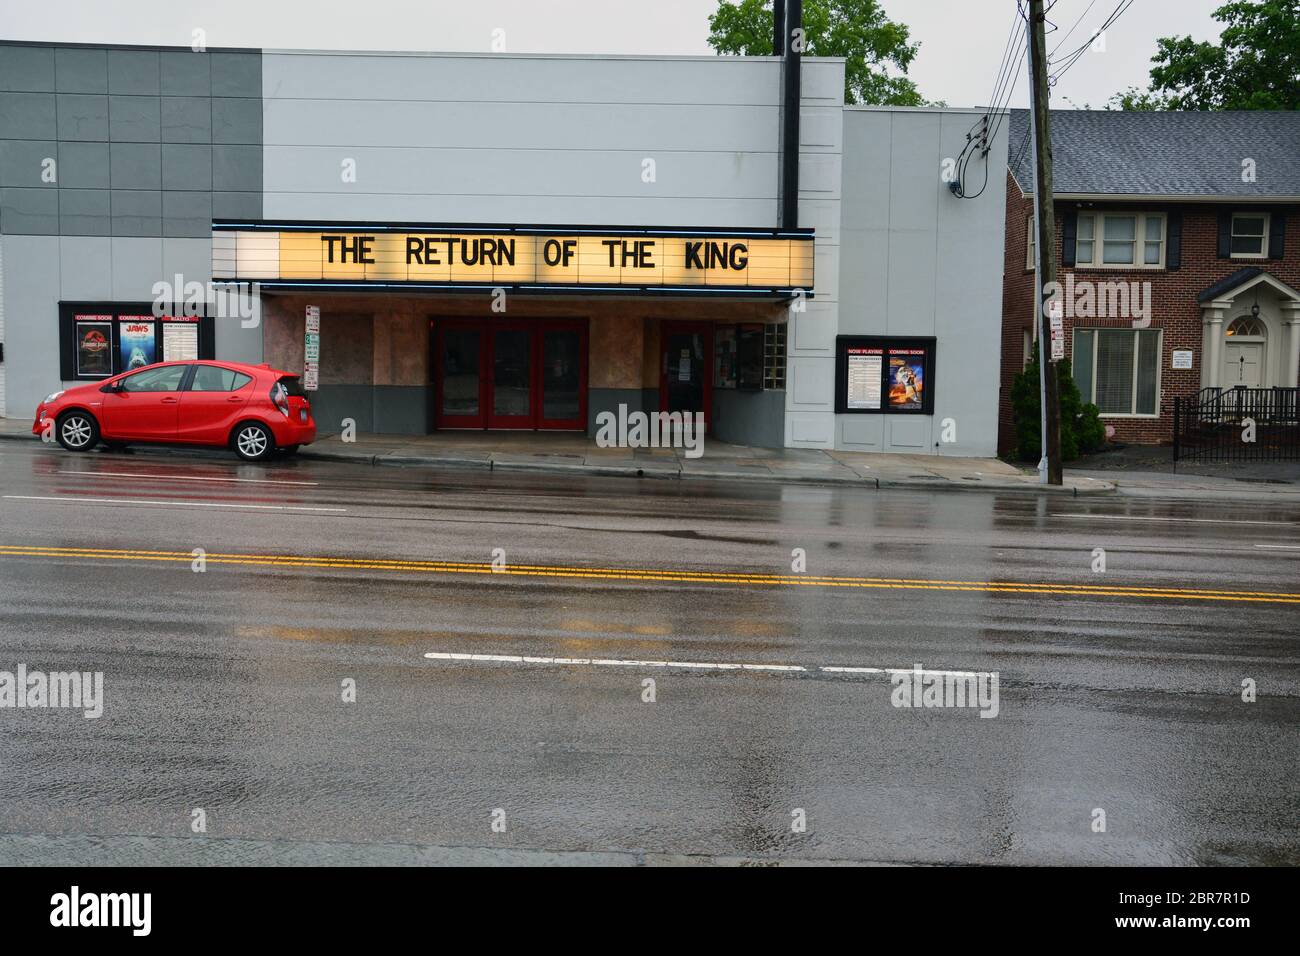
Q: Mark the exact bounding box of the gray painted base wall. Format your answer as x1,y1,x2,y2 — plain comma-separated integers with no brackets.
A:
308,384,374,434
373,385,427,434
712,388,785,449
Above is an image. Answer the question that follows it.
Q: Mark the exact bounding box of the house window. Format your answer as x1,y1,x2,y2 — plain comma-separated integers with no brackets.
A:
1074,212,1164,268
1230,213,1269,258
1073,328,1161,416
1226,315,1265,337
1025,216,1036,271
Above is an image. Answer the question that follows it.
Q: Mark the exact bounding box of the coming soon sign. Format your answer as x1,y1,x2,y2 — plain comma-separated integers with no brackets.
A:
213,224,814,293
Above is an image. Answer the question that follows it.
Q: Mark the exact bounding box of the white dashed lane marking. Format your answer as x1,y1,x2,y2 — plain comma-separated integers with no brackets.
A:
424,652,995,679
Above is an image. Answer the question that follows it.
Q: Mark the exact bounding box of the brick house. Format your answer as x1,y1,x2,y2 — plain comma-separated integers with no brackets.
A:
999,110,1300,454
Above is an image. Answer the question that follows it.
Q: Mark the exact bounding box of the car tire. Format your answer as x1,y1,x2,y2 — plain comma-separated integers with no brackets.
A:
232,422,274,462
55,411,99,452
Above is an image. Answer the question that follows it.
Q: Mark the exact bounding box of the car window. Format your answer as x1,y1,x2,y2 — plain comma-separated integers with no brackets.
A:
276,376,306,398
190,365,252,392
119,365,187,393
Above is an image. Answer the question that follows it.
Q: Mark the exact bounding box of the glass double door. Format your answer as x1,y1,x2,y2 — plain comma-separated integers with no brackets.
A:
433,318,586,430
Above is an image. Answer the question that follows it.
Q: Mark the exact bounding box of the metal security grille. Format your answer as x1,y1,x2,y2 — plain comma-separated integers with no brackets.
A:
1173,387,1300,463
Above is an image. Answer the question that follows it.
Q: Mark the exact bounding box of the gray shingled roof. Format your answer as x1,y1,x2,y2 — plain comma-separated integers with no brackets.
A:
1007,109,1300,198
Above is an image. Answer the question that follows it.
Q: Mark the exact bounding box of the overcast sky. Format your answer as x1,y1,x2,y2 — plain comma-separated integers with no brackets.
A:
0,0,1224,109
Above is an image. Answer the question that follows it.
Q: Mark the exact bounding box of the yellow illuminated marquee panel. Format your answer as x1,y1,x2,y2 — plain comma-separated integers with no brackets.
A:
212,225,814,294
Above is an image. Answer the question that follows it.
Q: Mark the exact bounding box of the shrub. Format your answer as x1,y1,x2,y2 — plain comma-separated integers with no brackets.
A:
1010,342,1105,462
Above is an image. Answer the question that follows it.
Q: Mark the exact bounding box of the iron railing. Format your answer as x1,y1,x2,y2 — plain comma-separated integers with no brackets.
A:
1173,386,1300,462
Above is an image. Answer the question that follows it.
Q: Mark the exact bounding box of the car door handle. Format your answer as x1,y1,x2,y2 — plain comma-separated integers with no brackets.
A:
161,396,178,404
227,395,244,402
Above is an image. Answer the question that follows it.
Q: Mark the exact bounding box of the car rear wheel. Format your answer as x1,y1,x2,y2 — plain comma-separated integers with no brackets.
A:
233,422,273,462
56,411,99,452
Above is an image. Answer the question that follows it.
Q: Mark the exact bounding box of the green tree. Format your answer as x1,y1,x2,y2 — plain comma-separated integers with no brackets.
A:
1010,343,1105,463
1110,0,1300,110
707,0,936,106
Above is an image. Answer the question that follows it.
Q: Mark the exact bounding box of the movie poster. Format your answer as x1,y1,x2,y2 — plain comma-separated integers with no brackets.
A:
888,349,925,410
75,319,113,376
119,318,157,371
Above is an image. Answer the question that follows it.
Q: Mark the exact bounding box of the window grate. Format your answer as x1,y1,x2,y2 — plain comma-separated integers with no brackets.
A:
764,323,787,390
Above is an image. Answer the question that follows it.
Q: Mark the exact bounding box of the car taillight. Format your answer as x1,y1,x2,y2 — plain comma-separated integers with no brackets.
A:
271,383,290,417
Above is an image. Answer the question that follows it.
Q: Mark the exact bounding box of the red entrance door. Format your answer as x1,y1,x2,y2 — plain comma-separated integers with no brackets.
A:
432,318,587,431
660,322,713,426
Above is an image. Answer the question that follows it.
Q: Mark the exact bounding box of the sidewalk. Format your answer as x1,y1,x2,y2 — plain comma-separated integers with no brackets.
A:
0,415,1109,494
10,415,1300,501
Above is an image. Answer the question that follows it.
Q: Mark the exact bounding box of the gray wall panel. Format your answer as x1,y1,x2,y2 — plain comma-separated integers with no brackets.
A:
162,143,213,190
263,52,781,105
262,145,776,200
163,191,214,237
57,141,110,188
161,96,212,143
263,99,779,151
0,187,58,233
110,189,162,236
58,188,111,234
109,94,161,141
160,52,210,96
55,48,108,93
56,93,109,140
0,140,55,186
0,235,62,417
263,52,782,228
836,108,1006,457
212,145,261,191
211,98,261,144
209,52,261,98
109,143,162,189
108,50,161,95
0,46,55,91
58,235,112,298
0,92,57,139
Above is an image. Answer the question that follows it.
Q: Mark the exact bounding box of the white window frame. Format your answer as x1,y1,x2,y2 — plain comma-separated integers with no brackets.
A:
1025,215,1036,272
1073,327,1163,418
1229,211,1270,259
1073,212,1166,270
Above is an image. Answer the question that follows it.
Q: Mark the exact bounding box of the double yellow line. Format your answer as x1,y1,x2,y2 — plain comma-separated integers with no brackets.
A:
1,544,1297,604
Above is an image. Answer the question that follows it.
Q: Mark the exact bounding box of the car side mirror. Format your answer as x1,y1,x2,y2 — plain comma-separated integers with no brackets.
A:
100,381,123,393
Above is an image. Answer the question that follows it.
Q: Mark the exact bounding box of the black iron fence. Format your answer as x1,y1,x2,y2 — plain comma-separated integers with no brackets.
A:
1173,386,1300,462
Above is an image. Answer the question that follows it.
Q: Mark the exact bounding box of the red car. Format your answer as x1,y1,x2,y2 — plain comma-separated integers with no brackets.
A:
33,360,316,462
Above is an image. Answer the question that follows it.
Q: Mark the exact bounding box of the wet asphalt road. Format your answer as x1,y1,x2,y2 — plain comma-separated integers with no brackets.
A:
0,438,1296,865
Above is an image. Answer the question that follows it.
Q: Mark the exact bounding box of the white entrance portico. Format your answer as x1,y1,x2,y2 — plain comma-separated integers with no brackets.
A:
1199,269,1300,392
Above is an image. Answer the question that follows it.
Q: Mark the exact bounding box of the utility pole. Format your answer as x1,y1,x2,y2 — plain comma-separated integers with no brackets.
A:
1026,0,1062,485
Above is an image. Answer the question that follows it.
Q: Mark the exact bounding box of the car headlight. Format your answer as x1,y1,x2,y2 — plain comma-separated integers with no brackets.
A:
42,391,64,405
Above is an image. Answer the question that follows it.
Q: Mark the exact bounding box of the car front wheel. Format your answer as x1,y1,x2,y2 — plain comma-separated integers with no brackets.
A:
233,422,274,462
56,411,99,452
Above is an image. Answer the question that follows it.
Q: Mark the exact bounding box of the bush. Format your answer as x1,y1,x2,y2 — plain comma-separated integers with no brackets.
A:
1010,342,1105,462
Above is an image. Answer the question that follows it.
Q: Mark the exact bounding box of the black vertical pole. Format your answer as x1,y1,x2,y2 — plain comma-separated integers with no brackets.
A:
780,0,802,229
773,0,786,56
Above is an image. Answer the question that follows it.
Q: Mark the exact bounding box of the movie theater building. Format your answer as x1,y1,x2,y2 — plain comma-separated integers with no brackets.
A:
0,39,1007,455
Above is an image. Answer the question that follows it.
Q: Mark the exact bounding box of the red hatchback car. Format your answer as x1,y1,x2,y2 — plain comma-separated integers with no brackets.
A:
33,360,316,461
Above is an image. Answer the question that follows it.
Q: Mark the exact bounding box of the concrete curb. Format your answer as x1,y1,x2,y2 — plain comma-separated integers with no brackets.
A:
297,445,1117,495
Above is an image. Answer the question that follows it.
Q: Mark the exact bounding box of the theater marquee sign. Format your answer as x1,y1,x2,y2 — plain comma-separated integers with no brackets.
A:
213,223,814,295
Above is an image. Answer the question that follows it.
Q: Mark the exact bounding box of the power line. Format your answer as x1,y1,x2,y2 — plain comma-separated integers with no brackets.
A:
1049,0,1136,84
